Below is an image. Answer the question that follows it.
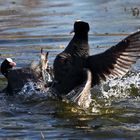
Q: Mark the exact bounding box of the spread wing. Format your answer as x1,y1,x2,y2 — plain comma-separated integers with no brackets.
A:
86,31,140,85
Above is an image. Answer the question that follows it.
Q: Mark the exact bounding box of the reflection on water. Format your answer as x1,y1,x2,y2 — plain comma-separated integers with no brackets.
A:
0,0,140,139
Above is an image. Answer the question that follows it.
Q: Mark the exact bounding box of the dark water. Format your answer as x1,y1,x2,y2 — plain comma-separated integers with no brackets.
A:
0,0,140,139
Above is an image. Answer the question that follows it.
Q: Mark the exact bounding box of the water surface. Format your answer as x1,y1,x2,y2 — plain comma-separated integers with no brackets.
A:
0,0,140,139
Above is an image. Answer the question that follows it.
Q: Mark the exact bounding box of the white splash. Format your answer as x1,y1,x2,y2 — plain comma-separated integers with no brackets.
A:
101,71,140,99
16,81,49,102
90,71,140,113
16,70,140,111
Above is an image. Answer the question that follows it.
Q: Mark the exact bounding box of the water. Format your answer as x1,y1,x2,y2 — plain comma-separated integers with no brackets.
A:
0,0,140,139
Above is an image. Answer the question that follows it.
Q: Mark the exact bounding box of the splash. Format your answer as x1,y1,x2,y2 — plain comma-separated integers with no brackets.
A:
16,81,50,102
90,70,140,113
16,70,140,112
16,69,93,109
64,69,92,109
101,71,140,99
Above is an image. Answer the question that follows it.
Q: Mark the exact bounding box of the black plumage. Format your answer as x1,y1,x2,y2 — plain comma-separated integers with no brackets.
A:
86,31,140,86
53,20,140,95
0,50,51,94
5,68,37,94
53,21,90,95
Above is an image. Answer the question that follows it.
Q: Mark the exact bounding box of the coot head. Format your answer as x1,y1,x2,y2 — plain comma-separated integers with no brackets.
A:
1,58,16,78
71,20,90,34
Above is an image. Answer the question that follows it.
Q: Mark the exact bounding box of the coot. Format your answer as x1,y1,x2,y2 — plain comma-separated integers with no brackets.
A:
0,49,52,94
53,21,90,95
53,20,140,96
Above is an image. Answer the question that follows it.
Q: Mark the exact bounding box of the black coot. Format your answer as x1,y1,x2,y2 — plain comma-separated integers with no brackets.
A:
0,49,52,94
53,20,140,96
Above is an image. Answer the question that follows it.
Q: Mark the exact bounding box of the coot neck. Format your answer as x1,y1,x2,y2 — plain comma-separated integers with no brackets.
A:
73,31,88,42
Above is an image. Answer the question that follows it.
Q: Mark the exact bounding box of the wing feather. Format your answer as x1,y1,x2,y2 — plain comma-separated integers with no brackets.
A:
86,31,140,85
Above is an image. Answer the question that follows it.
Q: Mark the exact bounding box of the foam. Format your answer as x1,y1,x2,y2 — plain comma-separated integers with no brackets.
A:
16,71,140,111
